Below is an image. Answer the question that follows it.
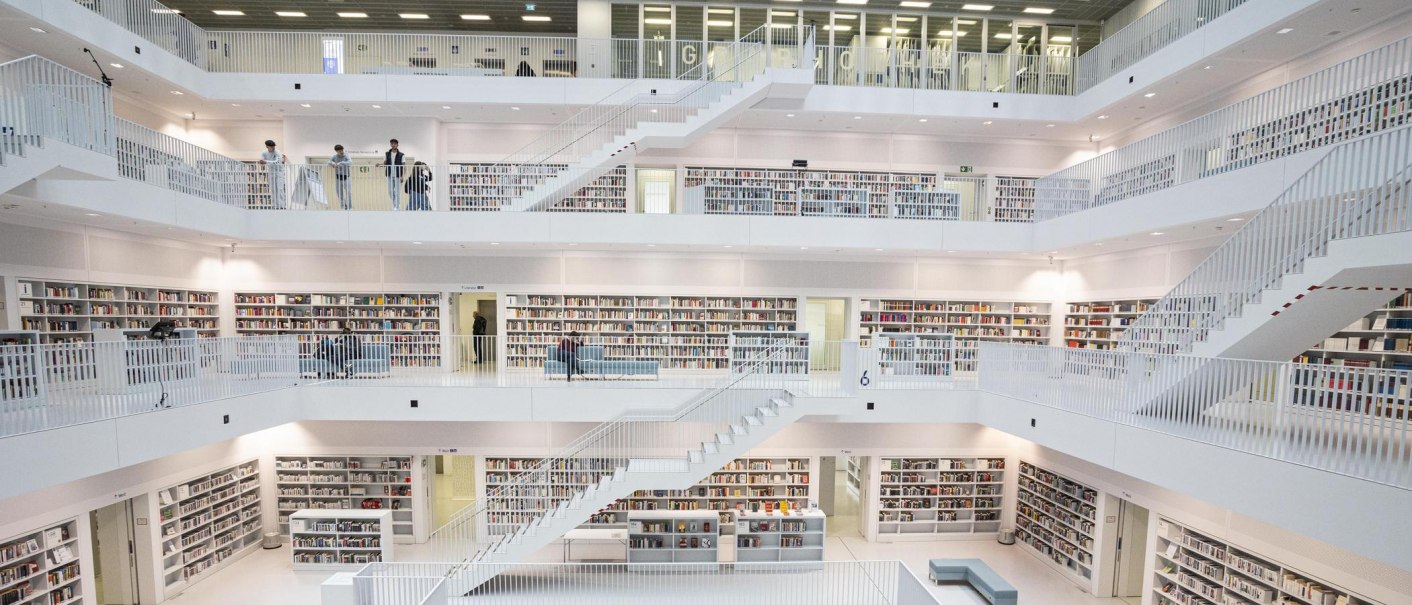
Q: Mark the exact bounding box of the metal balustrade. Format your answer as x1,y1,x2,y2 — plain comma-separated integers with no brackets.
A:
1118,125,1412,355
812,47,1073,95
978,342,1412,489
0,56,114,155
113,118,248,205
1074,0,1252,92
0,335,302,437
69,0,207,67
1038,36,1412,220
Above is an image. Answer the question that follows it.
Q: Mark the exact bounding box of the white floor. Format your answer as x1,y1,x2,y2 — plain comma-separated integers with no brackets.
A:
164,469,1133,605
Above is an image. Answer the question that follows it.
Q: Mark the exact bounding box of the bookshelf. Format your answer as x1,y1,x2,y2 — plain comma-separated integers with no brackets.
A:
992,176,1038,222
199,161,268,208
289,510,393,570
859,299,1052,372
869,332,955,379
1063,298,1159,350
1015,461,1099,588
1034,177,1091,218
1152,517,1373,605
16,279,220,343
1298,291,1412,370
274,455,418,543
682,166,940,219
1093,157,1176,205
502,294,799,370
845,456,862,498
627,510,719,564
0,518,82,605
446,163,627,212
233,292,442,368
1215,75,1411,176
870,456,1006,541
890,190,961,221
0,331,42,405
481,456,815,536
728,331,809,376
154,459,262,597
735,510,826,563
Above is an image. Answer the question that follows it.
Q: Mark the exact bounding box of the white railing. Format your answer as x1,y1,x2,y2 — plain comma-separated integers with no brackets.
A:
813,47,1073,95
113,118,248,205
1118,124,1412,355
425,341,798,563
1075,0,1252,92
0,56,113,154
69,0,206,67
1038,36,1412,220
0,335,302,437
352,563,457,605
979,343,1412,489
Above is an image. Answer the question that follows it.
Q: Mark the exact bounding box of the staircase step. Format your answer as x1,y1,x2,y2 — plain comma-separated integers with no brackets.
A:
716,432,735,445
771,397,792,408
743,415,763,427
730,424,747,435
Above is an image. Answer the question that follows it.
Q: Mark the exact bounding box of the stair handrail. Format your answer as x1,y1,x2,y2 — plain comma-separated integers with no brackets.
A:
1118,124,1412,354
426,338,804,562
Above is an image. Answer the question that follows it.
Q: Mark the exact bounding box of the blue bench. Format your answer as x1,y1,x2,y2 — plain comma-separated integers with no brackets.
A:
544,345,659,379
928,559,1017,605
301,343,393,378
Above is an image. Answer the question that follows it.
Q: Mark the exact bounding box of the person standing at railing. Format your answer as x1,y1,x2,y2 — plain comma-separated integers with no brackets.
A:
404,162,433,211
472,311,488,364
558,331,583,382
258,140,289,209
328,145,353,210
336,326,362,378
378,139,406,210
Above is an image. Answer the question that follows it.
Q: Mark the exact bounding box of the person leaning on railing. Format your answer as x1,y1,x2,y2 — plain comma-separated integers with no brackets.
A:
258,140,289,210
405,162,434,211
328,145,352,210
558,331,584,382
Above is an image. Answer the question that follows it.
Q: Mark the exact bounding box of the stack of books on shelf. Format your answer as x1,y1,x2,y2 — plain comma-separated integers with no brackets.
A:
1014,461,1099,586
274,456,417,542
234,292,442,367
860,299,1052,370
289,510,394,569
682,166,942,219
993,176,1039,222
17,279,221,343
1093,157,1176,205
447,163,627,212
873,457,1006,540
1063,298,1159,349
0,519,82,605
156,460,262,597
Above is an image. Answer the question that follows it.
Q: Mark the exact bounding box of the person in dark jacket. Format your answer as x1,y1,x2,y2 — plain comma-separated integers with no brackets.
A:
472,311,488,364
404,161,433,211
337,327,362,378
377,139,406,210
557,331,582,382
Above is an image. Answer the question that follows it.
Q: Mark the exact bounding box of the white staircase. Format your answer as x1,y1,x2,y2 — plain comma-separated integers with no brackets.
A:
497,25,815,213
0,135,45,195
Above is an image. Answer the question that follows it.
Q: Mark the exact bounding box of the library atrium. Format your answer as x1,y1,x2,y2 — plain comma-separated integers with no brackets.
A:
0,0,1410,604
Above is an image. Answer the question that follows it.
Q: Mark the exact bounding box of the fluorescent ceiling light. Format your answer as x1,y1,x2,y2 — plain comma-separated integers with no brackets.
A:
371,105,382,108
1150,232,1164,236
936,30,968,37
956,19,978,25
1050,35,1072,42
833,14,858,19
786,113,795,117
212,10,244,16
1276,27,1294,34
982,120,993,125
1144,92,1156,98
837,0,868,5
1045,123,1055,127
900,1,932,7
511,106,521,111
1226,217,1245,222
643,7,672,12
170,90,184,95
399,13,430,19
275,11,306,17
853,116,862,119
824,25,852,31
994,33,1013,39
460,14,491,20
300,103,311,108
645,18,673,25
708,20,733,26
880,28,910,34
522,15,551,22
772,11,797,17
962,4,994,10
338,12,368,18
769,23,794,28
110,63,124,68
918,118,928,122
1097,114,1108,119
441,105,451,109
708,8,735,14
1023,7,1055,14
895,16,918,22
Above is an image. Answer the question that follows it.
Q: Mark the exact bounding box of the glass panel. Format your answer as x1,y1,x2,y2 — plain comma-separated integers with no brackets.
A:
830,12,861,87
739,7,767,37
926,17,957,91
892,14,924,89
611,3,637,39
706,6,735,42
1014,23,1042,94
1075,24,1101,56
859,14,889,87
611,3,639,78
769,8,802,68
1046,24,1077,95
643,5,673,78
676,6,704,76
803,10,831,84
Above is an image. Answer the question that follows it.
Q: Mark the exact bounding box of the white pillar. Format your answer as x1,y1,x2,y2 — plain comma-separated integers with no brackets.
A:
578,0,613,78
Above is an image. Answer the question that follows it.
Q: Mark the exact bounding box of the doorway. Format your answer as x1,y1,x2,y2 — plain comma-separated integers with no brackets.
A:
430,455,479,528
452,292,498,373
805,297,847,370
821,455,863,538
635,168,676,214
1110,499,1151,604
91,500,141,605
944,174,987,221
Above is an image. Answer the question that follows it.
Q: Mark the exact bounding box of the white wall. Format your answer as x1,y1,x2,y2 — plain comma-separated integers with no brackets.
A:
1101,0,1168,39
283,116,441,165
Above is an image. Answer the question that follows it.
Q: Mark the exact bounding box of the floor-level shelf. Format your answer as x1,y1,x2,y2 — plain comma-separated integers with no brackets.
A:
729,331,809,376
869,456,1006,542
0,518,82,605
274,455,418,543
234,292,443,368
289,510,394,570
734,510,826,563
860,299,1052,371
1063,298,1159,350
154,459,262,598
16,278,219,343
1015,461,1100,589
627,510,719,564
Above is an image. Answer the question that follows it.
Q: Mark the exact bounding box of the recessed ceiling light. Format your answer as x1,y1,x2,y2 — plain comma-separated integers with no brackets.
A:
1023,7,1055,14
645,18,673,25
983,121,993,125
1144,92,1156,98
919,118,928,122
442,105,451,109
275,11,306,17
708,8,735,14
853,116,862,119
170,90,184,95
1097,115,1108,119
461,14,491,20
643,6,672,12
338,12,368,18
800,247,809,250
824,25,852,31
772,10,797,17
955,19,978,25
1276,27,1294,34
786,113,795,117
231,103,240,107
895,17,918,22
212,10,244,16
962,4,994,11
935,30,968,37
399,13,430,19
724,245,734,248
28,27,46,33
85,213,100,217
1203,65,1213,70
413,241,423,245
491,242,501,245
371,105,382,109
300,103,312,108
512,106,521,111
833,14,858,19
1150,232,1164,236
522,15,551,21
110,63,124,68
900,1,931,7
1226,217,1244,222
994,33,1013,40
1045,123,1055,127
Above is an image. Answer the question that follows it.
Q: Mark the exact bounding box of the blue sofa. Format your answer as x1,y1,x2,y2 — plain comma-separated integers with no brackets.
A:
928,559,1017,605
301,343,392,378
544,345,659,379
